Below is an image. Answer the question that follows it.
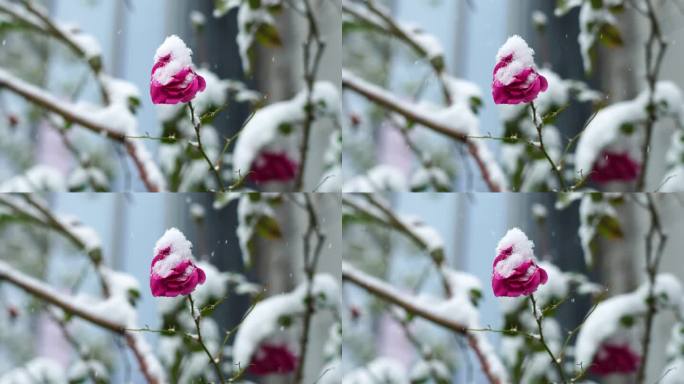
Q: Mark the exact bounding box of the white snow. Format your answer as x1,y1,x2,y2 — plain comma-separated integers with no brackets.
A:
232,81,339,178
532,203,548,219
532,10,548,28
343,165,407,192
101,267,140,301
343,357,408,384
577,193,619,266
575,274,683,369
190,11,206,27
152,35,194,85
157,68,229,123
232,274,339,370
494,227,537,278
494,35,537,85
0,165,66,192
236,194,279,266
575,81,684,177
0,358,66,384
152,227,195,278
410,166,451,190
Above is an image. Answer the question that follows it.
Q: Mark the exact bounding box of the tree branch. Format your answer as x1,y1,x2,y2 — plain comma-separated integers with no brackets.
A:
636,194,668,384
636,0,668,191
188,101,226,192
342,69,506,191
294,194,327,384
530,102,567,191
342,261,505,384
0,260,126,333
0,68,163,191
294,0,327,191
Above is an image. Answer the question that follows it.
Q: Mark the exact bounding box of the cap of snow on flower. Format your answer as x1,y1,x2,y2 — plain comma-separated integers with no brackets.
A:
590,151,641,183
150,228,206,297
248,343,299,375
150,35,206,105
249,151,299,184
589,343,641,375
492,228,548,297
492,35,548,105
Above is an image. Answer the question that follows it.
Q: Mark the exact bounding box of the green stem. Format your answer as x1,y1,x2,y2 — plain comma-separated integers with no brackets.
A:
188,102,226,192
530,102,567,191
530,294,567,383
188,294,226,384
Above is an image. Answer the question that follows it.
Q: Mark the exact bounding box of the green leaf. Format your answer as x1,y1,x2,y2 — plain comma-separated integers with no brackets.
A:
255,23,282,48
597,215,623,239
256,216,282,240
599,23,623,47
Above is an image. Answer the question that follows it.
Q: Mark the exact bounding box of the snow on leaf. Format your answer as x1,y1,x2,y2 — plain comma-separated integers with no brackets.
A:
232,274,339,370
575,274,683,369
232,81,339,179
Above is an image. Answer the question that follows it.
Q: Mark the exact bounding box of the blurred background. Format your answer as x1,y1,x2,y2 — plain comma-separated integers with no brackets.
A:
342,193,684,383
342,0,684,191
0,0,341,191
0,193,341,383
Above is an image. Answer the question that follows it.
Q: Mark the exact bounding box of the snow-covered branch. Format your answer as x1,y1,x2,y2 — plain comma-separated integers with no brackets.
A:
0,261,126,332
0,68,164,191
342,69,507,191
342,261,507,384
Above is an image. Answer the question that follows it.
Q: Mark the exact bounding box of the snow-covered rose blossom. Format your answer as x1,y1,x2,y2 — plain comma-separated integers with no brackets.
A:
590,151,641,183
589,343,641,375
248,344,298,375
492,35,548,105
492,228,548,297
150,228,206,297
249,151,298,184
150,35,206,105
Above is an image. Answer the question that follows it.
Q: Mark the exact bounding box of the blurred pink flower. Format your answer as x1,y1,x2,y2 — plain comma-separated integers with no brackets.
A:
150,228,205,297
492,228,548,297
249,151,298,184
248,344,298,375
590,343,641,375
150,35,206,105
492,35,548,105
591,151,641,183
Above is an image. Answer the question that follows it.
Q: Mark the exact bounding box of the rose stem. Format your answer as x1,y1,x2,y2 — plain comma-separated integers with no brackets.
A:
188,101,226,192
530,101,567,191
530,294,567,383
188,294,226,384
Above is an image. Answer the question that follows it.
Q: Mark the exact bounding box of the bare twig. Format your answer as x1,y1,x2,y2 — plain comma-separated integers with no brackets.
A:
636,0,668,191
636,194,668,384
342,261,505,384
294,194,327,384
342,69,506,191
0,69,163,191
530,294,567,383
294,0,327,191
188,294,226,383
188,101,226,192
530,102,567,191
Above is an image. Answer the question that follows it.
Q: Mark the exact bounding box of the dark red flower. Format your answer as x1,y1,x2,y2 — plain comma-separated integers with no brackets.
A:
249,152,298,184
591,151,641,183
248,344,298,375
590,343,640,375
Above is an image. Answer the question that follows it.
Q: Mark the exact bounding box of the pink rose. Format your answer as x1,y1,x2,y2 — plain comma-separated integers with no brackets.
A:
590,343,640,375
591,151,641,183
150,35,206,105
248,344,298,375
249,151,299,184
492,35,548,105
150,228,206,297
492,228,548,297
